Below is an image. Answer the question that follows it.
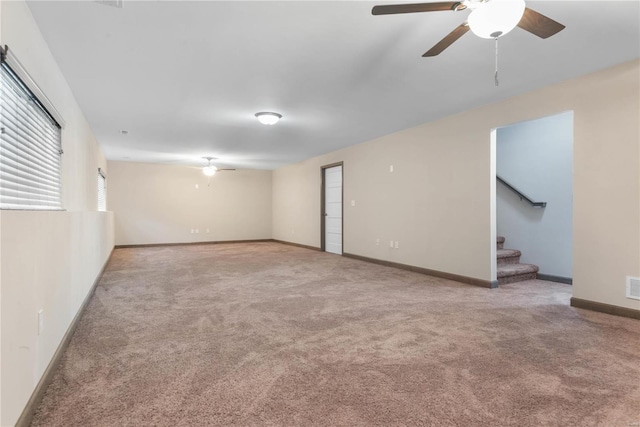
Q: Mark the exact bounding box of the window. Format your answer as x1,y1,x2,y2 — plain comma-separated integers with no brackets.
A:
0,47,64,210
97,168,106,211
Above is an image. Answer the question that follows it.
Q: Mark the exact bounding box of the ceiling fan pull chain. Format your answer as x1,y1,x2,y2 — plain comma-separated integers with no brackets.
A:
494,37,499,87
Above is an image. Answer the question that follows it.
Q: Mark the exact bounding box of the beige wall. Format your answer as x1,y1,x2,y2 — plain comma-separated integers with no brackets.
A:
0,2,114,426
0,212,113,426
273,113,494,280
108,161,272,246
273,59,640,311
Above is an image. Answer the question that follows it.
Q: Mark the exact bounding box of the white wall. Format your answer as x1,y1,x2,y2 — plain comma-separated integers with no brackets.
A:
108,161,272,246
496,111,573,278
0,2,114,426
272,59,640,313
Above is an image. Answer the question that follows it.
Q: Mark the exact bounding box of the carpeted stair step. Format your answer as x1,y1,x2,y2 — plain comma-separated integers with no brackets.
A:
497,263,539,285
497,236,505,250
497,249,521,266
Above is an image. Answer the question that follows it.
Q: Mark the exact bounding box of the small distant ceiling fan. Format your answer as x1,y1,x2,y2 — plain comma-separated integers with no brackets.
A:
94,0,124,8
201,157,236,177
372,0,565,57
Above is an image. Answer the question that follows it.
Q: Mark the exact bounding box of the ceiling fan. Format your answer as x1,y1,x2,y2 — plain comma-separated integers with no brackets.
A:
94,0,124,8
201,157,236,177
372,0,565,57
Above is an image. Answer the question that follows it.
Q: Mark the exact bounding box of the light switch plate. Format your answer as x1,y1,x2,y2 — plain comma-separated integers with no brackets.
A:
38,309,44,335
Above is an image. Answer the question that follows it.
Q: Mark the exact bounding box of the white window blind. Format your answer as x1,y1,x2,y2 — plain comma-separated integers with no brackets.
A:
97,168,106,211
1,57,63,210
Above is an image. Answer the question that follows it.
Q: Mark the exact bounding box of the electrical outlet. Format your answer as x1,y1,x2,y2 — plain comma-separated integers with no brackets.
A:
205,228,210,233
390,165,394,173
38,309,44,335
195,229,199,234
195,184,199,189
190,229,194,234
376,238,380,246
395,241,399,249
627,276,640,300
351,200,356,207
389,240,394,248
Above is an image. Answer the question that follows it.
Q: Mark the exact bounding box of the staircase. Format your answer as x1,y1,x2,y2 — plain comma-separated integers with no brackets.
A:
497,236,539,285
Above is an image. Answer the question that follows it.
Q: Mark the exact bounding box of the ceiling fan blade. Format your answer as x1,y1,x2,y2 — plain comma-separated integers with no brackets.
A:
423,23,469,57
218,168,236,171
517,8,565,39
372,2,463,15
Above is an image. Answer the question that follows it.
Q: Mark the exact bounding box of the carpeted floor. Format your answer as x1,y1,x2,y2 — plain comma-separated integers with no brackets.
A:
31,242,640,426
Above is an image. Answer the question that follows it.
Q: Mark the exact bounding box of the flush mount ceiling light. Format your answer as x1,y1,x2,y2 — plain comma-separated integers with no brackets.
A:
255,112,282,126
467,0,526,39
202,157,218,176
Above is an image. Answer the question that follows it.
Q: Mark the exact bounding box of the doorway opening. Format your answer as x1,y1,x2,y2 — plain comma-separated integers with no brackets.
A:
321,162,343,255
492,111,574,285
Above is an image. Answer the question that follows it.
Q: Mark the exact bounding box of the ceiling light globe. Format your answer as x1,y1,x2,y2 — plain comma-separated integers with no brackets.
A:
468,0,526,39
255,112,282,125
202,165,217,176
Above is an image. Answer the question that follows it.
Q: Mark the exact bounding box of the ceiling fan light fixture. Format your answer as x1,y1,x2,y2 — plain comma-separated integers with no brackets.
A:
468,0,525,39
202,156,218,176
203,165,217,176
255,112,282,125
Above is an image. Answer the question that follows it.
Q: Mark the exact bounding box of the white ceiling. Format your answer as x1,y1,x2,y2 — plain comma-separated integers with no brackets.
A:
26,1,640,170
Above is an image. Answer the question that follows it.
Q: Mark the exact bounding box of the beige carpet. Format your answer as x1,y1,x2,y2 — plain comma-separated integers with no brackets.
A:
31,242,640,426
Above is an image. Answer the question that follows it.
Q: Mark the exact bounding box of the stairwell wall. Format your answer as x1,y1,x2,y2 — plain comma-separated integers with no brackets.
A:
272,59,640,312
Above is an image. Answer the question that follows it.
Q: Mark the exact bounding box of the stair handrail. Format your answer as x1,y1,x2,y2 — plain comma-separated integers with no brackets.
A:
496,175,547,208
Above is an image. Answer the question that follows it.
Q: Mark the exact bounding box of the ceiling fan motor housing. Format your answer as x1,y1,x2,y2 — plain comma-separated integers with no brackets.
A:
467,0,526,39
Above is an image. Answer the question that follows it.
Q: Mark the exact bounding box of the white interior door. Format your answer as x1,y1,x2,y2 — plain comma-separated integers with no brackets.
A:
324,165,342,255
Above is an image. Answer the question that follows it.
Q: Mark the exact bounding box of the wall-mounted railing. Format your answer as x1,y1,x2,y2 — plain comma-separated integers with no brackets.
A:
497,175,547,208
